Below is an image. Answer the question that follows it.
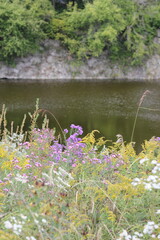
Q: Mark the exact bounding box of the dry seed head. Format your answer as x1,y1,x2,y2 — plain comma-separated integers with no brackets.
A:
139,90,151,107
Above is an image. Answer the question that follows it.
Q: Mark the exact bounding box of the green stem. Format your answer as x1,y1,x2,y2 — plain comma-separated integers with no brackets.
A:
130,106,140,143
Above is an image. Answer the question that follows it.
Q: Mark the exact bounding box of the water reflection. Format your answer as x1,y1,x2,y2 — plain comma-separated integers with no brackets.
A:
0,80,160,150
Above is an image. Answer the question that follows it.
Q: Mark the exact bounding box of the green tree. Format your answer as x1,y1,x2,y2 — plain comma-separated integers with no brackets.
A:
0,0,54,63
52,0,160,65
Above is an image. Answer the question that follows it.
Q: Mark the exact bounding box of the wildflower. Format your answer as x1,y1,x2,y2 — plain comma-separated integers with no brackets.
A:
26,237,37,240
143,221,159,235
139,157,149,164
64,129,68,134
34,219,39,224
42,218,47,223
152,163,160,174
15,173,28,183
70,124,83,135
72,163,77,167
20,214,27,220
7,173,12,177
154,137,160,141
35,162,42,167
117,230,143,240
4,221,12,229
156,209,160,214
14,165,22,170
117,229,132,240
25,164,32,168
132,236,141,240
146,175,158,182
134,232,143,237
3,188,9,192
144,183,152,190
131,178,141,186
12,223,22,235
151,160,157,165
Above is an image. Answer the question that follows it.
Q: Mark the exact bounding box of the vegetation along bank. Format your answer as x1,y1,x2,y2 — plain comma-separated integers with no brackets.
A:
0,0,160,80
0,103,160,239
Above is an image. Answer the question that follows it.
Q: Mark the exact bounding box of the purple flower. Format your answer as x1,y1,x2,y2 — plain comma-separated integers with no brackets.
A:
64,129,68,134
25,164,32,169
3,188,9,192
35,162,42,167
70,124,83,135
154,137,160,141
67,133,82,144
3,178,9,181
72,163,77,168
12,159,19,163
7,173,12,177
14,165,22,170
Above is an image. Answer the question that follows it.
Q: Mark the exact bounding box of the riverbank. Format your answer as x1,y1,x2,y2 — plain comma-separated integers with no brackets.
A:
0,39,160,81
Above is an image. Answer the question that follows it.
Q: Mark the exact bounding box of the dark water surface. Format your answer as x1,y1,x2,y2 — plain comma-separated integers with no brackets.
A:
0,80,160,150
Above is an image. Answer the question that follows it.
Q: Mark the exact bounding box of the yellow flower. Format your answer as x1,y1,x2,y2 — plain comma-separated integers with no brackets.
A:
0,230,18,240
0,146,8,158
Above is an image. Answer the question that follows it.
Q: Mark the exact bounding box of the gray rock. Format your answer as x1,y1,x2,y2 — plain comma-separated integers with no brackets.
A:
157,29,160,38
0,40,160,81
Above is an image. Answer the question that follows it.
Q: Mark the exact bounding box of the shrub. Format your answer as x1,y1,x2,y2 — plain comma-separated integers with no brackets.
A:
1,0,160,65
0,0,54,63
52,0,160,65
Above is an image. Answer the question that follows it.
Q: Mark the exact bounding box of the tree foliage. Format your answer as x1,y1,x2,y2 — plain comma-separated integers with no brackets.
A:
0,0,160,65
0,0,54,62
52,0,160,64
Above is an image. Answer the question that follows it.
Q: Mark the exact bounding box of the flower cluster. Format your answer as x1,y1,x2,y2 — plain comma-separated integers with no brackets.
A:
17,124,125,175
117,230,143,240
132,159,160,190
0,124,160,240
117,220,160,240
4,215,27,236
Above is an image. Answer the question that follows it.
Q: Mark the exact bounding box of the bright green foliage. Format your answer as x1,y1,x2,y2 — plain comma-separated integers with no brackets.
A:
52,0,160,65
53,0,134,58
0,0,54,63
0,0,160,65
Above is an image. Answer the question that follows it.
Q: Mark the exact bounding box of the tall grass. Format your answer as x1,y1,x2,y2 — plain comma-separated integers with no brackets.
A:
0,101,160,240
130,90,151,143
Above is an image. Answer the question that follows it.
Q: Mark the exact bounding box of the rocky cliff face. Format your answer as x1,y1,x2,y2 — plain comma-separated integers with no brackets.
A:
0,38,160,81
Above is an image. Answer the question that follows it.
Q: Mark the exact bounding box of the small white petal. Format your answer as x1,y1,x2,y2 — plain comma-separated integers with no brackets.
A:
20,214,27,220
42,218,47,223
151,160,157,165
156,209,160,214
4,221,12,229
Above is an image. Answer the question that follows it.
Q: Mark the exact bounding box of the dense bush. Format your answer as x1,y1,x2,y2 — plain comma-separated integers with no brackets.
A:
0,0,54,62
51,0,160,65
0,0,160,65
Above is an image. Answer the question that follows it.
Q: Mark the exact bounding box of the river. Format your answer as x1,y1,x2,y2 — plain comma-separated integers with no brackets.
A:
0,80,160,151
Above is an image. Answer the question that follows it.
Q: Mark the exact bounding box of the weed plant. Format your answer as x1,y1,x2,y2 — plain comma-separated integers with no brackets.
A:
0,102,160,240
